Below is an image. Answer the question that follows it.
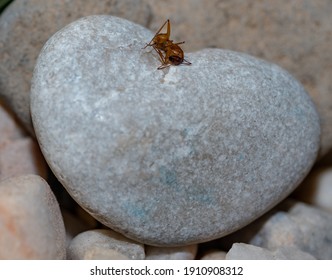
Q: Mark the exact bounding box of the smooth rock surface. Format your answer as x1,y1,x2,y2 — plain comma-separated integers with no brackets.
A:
67,229,145,260
145,244,197,260
0,175,66,259
226,243,316,260
249,200,332,259
293,167,332,212
0,0,151,134
143,0,332,158
31,16,320,246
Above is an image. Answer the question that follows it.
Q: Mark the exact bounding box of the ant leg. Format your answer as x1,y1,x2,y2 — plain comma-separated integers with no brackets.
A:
142,42,155,49
153,46,166,63
182,58,192,65
166,19,171,39
142,19,170,49
157,64,171,70
156,19,170,38
173,41,185,45
154,48,170,69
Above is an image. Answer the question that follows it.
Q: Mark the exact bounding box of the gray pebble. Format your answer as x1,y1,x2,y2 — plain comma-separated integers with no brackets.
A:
0,175,66,259
226,243,316,260
226,243,274,260
145,244,197,260
31,15,320,246
275,246,316,260
67,229,145,260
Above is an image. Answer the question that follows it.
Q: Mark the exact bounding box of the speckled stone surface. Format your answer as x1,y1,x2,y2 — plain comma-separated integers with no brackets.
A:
67,229,145,260
0,175,66,259
31,16,320,246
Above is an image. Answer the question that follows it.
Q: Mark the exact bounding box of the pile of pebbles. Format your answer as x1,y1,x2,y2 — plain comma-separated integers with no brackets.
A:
0,0,331,260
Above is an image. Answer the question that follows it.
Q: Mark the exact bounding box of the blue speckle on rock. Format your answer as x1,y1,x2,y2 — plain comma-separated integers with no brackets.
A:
159,166,178,188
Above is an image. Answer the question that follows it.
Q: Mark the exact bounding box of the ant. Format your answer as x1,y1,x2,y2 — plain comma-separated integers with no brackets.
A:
143,19,191,70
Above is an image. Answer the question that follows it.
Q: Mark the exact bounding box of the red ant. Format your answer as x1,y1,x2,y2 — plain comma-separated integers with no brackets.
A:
143,19,191,70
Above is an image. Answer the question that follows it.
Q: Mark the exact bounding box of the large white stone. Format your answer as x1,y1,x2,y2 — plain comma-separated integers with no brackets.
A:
31,16,320,246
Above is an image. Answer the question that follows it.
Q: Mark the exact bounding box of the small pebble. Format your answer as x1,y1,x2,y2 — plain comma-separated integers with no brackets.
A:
275,246,316,260
0,175,66,259
145,244,198,260
225,243,274,260
226,243,316,260
67,229,145,260
226,243,274,260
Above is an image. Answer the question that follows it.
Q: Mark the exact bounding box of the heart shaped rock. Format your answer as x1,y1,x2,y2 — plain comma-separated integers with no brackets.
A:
31,16,320,246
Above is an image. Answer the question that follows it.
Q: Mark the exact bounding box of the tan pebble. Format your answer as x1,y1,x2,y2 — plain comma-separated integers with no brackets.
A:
67,229,145,260
0,175,66,259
